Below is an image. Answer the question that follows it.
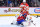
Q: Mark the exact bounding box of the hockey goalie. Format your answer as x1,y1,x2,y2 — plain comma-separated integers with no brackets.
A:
17,0,32,26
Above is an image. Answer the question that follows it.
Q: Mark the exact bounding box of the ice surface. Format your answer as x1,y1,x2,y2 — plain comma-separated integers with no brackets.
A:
0,16,40,27
0,25,22,27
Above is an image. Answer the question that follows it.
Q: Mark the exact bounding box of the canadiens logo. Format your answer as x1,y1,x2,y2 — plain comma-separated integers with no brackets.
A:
34,8,40,13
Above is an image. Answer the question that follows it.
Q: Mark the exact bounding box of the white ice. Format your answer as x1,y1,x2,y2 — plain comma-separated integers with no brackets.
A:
0,16,40,27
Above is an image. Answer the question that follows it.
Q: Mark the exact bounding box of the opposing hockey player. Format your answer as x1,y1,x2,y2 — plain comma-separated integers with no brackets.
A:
20,0,29,20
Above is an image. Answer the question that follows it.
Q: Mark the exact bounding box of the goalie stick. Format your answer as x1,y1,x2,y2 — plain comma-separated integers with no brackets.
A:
30,20,36,26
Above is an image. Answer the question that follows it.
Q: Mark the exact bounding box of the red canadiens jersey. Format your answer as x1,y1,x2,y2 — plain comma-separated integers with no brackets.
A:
17,16,25,21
